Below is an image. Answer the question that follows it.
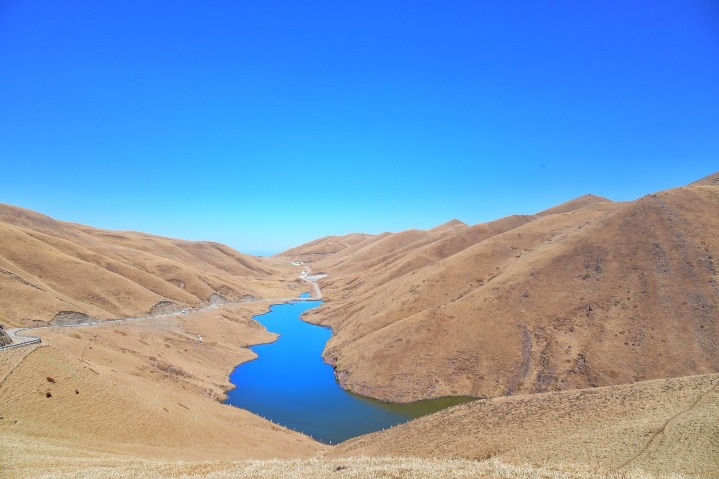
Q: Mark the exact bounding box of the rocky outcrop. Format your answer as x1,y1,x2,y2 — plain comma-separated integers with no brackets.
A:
0,327,12,346
51,311,95,326
149,301,184,315
209,293,230,306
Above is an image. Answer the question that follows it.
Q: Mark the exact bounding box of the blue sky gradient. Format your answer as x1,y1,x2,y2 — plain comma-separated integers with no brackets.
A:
1,1,717,254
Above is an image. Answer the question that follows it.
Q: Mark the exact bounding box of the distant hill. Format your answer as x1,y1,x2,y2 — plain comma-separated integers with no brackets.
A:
275,232,374,263
535,193,611,216
429,219,468,233
0,204,280,328
284,174,719,402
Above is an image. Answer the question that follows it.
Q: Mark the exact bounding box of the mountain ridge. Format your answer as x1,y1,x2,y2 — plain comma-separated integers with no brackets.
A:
285,175,719,402
0,203,289,328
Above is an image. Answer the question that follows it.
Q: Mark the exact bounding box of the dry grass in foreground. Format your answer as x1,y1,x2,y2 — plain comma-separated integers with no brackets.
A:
25,457,692,479
0,304,325,473
331,374,719,478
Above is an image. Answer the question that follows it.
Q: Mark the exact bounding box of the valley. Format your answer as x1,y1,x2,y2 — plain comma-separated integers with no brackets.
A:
1,172,717,478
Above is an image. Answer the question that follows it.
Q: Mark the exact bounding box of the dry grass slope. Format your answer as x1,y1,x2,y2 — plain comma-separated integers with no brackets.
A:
0,304,325,478
276,233,374,263
1,176,717,479
0,204,293,328
6,457,698,479
331,373,719,478
289,177,718,402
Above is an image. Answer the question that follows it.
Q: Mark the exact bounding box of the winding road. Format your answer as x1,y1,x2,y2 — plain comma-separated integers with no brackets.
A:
0,270,326,352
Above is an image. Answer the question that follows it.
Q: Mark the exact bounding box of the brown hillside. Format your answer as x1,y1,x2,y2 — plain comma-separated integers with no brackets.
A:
313,214,536,302
1,180,716,478
429,218,468,232
275,233,374,262
0,303,326,477
331,373,719,478
536,193,611,216
0,204,294,328
315,229,442,275
0,208,325,475
691,171,719,186
294,177,719,402
301,218,495,285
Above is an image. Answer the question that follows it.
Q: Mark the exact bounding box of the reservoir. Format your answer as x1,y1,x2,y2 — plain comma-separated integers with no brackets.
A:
225,298,471,444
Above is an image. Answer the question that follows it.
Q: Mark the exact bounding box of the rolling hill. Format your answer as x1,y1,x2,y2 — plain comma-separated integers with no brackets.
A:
0,204,292,328
1,175,717,478
286,173,719,402
331,372,719,477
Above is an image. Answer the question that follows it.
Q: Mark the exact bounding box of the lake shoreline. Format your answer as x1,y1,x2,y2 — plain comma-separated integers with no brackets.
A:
224,299,475,444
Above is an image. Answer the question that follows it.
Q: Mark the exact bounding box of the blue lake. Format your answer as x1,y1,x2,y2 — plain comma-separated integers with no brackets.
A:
225,298,472,444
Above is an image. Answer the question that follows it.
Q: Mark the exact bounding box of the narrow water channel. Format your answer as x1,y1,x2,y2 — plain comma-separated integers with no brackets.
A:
225,298,472,444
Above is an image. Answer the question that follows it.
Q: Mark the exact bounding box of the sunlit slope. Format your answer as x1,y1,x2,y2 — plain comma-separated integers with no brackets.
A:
275,233,374,262
692,171,719,186
292,178,718,402
0,305,326,475
536,193,612,216
330,373,719,478
0,204,283,327
312,213,539,303
308,195,610,295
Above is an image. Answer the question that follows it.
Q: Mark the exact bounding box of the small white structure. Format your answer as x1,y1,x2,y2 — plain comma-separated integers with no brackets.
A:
197,335,203,342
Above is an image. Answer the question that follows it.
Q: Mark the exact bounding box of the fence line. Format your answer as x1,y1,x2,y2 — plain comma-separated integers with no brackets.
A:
0,337,41,351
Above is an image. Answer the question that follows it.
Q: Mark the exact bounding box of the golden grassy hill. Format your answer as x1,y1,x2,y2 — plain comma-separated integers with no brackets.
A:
331,373,719,478
536,193,612,216
0,207,326,475
288,176,719,402
276,233,374,263
4,329,715,478
0,303,326,479
0,204,295,328
692,171,719,186
1,180,717,479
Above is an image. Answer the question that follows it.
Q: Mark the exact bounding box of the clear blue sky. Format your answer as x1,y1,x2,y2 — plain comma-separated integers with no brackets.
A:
1,1,717,255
